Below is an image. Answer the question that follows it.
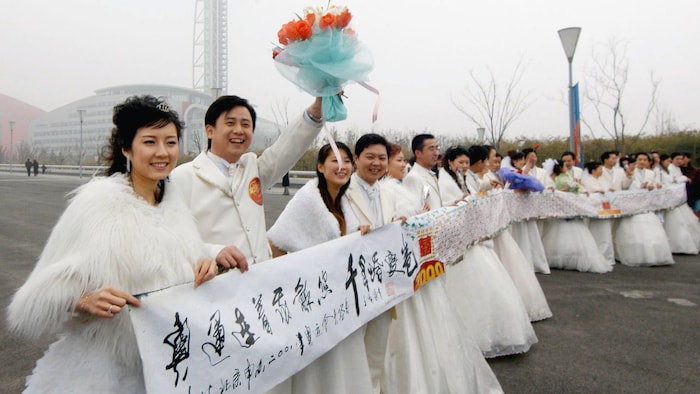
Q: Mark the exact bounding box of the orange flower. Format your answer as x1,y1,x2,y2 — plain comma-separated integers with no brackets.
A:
277,27,289,45
319,12,336,29
335,9,352,28
278,21,296,45
278,19,313,45
344,27,356,36
305,11,315,26
295,19,312,40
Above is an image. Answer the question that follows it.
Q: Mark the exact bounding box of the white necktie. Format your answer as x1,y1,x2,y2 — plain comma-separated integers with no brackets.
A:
368,186,381,225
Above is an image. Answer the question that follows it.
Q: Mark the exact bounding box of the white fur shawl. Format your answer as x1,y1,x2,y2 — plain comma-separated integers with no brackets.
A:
267,178,358,252
7,174,206,366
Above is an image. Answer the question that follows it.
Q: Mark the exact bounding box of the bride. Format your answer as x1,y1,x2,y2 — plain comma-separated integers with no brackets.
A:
382,142,503,393
540,159,613,273
441,145,539,357
266,143,375,394
661,153,700,254
614,153,674,266
582,161,616,265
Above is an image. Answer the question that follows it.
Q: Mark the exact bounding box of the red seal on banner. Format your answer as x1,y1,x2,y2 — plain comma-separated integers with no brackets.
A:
418,236,433,257
248,177,263,205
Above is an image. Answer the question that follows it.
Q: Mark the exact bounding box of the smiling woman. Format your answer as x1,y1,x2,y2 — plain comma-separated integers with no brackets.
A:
6,95,218,394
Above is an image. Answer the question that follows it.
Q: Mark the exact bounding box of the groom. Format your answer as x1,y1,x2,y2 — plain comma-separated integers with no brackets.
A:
170,95,324,270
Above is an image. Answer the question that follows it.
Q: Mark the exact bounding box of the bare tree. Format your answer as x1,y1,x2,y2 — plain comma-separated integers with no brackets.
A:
15,140,37,162
271,97,291,135
271,98,293,194
451,59,531,150
190,127,206,154
583,37,660,152
654,105,677,135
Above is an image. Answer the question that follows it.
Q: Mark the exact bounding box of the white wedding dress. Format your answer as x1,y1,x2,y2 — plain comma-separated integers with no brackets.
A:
266,179,374,394
614,169,674,266
542,218,614,273
510,220,551,274
493,229,553,322
382,276,503,394
381,177,503,394
444,241,539,358
664,203,700,254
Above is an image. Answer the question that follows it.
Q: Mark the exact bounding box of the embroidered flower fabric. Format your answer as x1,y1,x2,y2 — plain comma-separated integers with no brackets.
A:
408,185,688,267
273,6,373,122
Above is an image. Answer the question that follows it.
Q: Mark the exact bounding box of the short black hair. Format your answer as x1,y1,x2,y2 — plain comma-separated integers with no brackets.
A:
205,95,257,150
600,151,615,162
355,133,390,157
411,134,435,156
466,145,489,164
561,151,575,160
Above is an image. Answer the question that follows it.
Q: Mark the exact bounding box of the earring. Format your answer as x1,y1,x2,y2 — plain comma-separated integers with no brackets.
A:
126,156,131,173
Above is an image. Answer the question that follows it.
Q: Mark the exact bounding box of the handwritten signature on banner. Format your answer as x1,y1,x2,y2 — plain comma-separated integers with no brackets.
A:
130,223,426,393
131,185,687,393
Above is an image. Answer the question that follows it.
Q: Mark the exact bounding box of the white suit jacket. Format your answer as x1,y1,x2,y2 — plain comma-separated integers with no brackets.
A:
345,173,397,228
600,167,632,191
630,168,657,189
526,166,548,185
170,114,321,264
566,166,584,182
403,163,442,212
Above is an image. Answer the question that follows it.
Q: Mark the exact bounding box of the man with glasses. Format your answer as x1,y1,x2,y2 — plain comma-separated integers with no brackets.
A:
403,134,442,211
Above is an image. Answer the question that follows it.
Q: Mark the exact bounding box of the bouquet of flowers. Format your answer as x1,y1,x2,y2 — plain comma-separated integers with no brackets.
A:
272,4,373,122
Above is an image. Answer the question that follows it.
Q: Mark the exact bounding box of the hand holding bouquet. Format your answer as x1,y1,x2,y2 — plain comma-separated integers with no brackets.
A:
273,5,373,122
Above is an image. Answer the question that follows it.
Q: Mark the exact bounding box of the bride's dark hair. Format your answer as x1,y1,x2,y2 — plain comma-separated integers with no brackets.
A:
316,143,354,235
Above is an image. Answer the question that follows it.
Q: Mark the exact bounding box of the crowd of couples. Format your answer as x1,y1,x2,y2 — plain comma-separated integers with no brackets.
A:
7,93,698,394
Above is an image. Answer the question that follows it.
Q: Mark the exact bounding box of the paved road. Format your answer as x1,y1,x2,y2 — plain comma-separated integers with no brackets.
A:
1,173,699,393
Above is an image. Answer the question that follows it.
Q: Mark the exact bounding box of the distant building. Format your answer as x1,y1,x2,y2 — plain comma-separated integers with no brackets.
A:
0,93,46,162
27,84,281,162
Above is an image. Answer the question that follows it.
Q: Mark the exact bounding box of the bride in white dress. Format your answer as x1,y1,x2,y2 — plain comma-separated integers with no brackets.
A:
507,150,552,274
661,154,700,254
381,143,503,393
482,146,552,322
266,143,375,394
614,153,675,266
541,159,613,273
442,146,539,357
582,161,616,265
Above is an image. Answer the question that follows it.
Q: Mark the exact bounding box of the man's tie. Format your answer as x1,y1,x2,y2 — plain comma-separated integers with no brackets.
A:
367,185,381,226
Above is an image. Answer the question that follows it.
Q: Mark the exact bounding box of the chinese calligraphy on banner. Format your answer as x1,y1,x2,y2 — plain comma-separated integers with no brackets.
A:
131,223,424,393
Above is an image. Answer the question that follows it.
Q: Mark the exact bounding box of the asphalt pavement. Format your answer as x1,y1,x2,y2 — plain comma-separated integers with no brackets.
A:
1,173,698,393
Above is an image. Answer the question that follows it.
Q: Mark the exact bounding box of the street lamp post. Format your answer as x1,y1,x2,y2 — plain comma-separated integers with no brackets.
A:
558,27,582,154
477,127,486,144
9,121,15,173
77,109,86,178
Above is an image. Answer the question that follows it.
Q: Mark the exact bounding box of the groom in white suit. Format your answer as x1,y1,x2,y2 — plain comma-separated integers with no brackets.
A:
345,133,399,394
170,95,324,271
403,134,442,211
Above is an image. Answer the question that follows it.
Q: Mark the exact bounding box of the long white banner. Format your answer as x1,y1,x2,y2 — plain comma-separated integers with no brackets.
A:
131,185,688,393
131,223,433,393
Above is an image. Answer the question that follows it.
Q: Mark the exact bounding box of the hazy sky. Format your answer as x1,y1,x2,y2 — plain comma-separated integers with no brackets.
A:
1,0,698,141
